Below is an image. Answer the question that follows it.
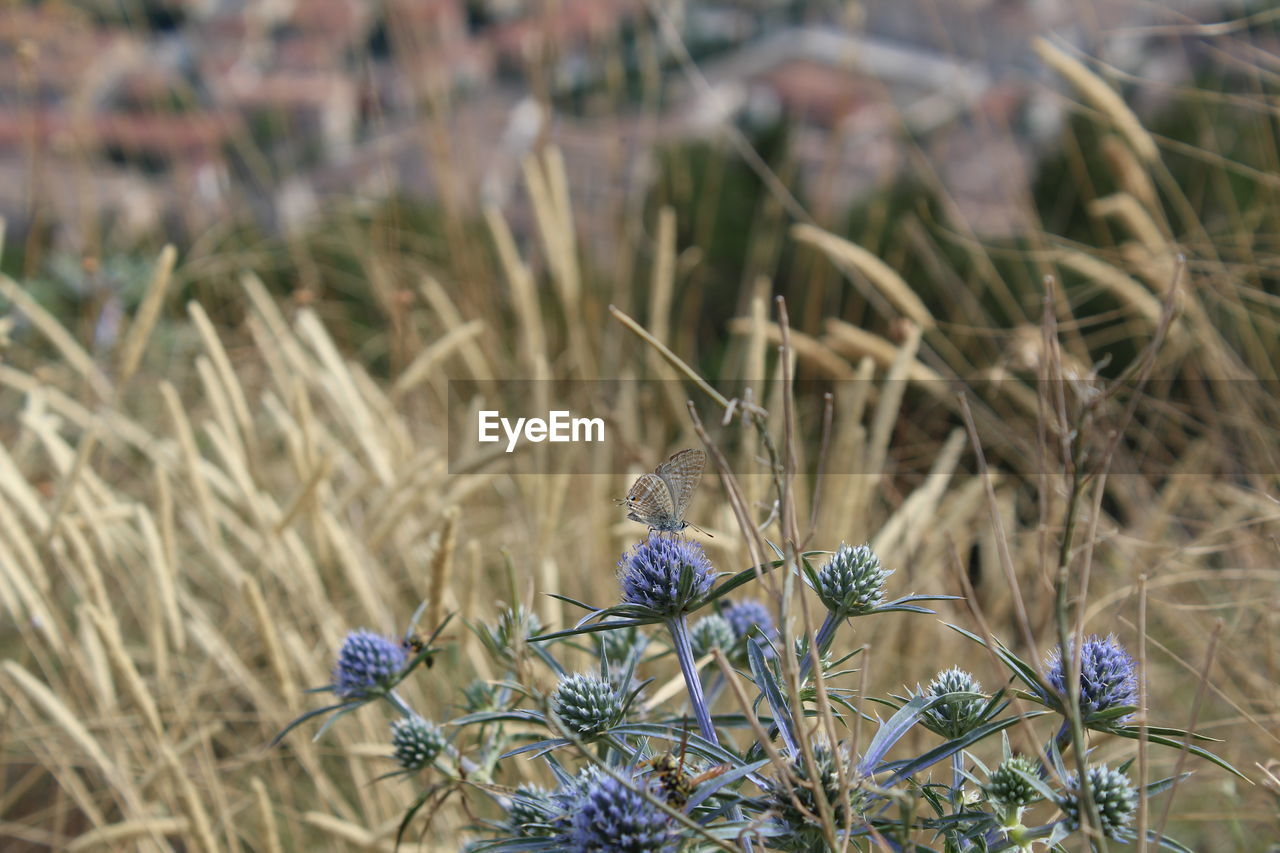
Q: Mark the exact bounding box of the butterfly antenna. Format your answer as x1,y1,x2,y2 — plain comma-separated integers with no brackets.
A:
684,521,714,539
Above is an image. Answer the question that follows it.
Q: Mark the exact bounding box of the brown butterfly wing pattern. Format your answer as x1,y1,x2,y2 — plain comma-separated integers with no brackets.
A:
624,472,679,531
656,449,705,522
622,449,704,533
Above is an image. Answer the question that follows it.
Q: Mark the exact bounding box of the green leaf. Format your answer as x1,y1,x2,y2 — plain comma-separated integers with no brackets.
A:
1107,728,1246,780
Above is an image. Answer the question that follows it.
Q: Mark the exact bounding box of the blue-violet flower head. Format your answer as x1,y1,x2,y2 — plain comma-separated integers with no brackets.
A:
333,629,406,699
1047,634,1138,719
564,771,678,852
722,598,778,643
618,535,714,615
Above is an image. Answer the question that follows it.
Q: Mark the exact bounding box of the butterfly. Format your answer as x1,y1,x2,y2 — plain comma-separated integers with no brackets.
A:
620,449,706,533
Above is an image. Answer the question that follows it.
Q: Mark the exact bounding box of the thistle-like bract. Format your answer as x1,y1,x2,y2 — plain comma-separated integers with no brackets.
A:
507,785,556,837
489,604,542,660
1047,634,1138,718
922,668,986,738
986,755,1042,809
762,741,865,850
332,630,406,699
690,613,736,659
1059,764,1138,840
553,673,625,736
564,772,678,852
390,716,446,770
815,544,889,616
618,534,714,615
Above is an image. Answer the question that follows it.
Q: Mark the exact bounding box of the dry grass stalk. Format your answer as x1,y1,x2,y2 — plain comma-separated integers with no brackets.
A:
727,317,856,379
1034,37,1160,162
0,275,112,399
792,223,935,329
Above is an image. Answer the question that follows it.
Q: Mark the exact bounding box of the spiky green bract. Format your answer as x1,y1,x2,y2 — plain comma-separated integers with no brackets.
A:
506,785,557,837
619,534,714,616
762,742,865,851
815,544,889,617
332,630,406,699
479,604,543,663
690,613,736,660
986,755,1042,809
920,668,986,738
598,625,649,664
390,716,446,771
1059,765,1138,840
553,673,626,737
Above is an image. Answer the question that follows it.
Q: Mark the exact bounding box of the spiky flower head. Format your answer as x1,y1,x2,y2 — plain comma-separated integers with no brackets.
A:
485,604,542,661
763,741,865,849
618,535,714,615
553,673,626,737
691,613,737,659
507,785,557,837
1059,765,1138,840
598,625,649,664
332,630,406,699
722,599,778,643
564,771,679,852
1046,634,1138,719
921,668,986,738
463,679,499,714
390,716,446,770
815,544,889,616
986,755,1042,809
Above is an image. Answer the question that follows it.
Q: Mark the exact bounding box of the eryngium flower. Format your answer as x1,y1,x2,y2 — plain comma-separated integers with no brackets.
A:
390,716,446,770
1059,765,1138,840
507,785,557,837
986,755,1042,808
922,668,985,738
566,772,678,852
722,599,778,643
618,535,714,615
332,630,406,698
553,673,625,736
488,604,542,660
691,614,737,659
1046,634,1137,719
763,741,865,849
599,625,649,664
815,544,888,616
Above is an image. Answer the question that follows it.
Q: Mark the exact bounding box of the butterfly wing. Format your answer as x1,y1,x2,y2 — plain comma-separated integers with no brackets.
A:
656,449,705,520
625,473,677,529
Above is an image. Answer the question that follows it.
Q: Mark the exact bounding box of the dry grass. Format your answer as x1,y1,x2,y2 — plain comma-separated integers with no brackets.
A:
2,21,1279,853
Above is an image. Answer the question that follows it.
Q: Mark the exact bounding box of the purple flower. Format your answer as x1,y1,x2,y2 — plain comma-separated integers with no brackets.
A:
1047,634,1138,718
332,630,406,699
565,772,678,852
722,599,778,643
618,535,714,615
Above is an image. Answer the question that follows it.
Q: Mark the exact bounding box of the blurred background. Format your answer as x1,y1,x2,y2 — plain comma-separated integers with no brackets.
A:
0,0,1278,850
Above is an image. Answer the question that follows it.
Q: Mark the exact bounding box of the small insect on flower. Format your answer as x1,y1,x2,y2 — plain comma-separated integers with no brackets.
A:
643,732,731,809
619,449,706,533
401,633,434,668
